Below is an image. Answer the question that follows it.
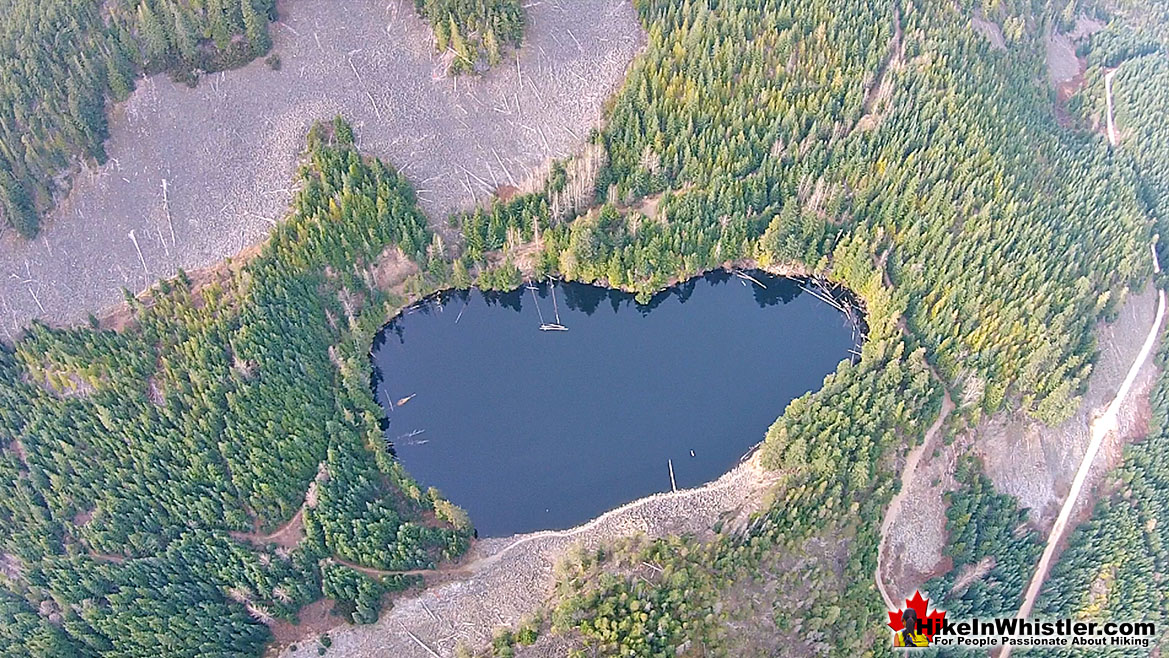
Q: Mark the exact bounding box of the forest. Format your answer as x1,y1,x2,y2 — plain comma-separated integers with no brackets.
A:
1028,20,1169,654
454,0,1152,423
0,119,471,657
412,0,525,74
2,0,1169,653
452,0,1169,653
0,0,277,239
477,339,939,657
1034,331,1169,655
921,457,1043,620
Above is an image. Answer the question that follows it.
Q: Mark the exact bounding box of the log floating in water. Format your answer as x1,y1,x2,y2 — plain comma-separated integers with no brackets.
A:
732,269,767,289
548,276,568,330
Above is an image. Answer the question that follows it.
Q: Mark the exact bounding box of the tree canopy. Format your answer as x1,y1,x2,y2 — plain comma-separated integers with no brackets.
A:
0,0,277,238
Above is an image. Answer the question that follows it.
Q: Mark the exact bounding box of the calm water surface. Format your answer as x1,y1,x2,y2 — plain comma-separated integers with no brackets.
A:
371,271,857,537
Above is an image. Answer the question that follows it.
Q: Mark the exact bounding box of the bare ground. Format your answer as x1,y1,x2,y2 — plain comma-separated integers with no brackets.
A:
978,284,1160,532
972,15,1006,51
278,453,780,658
1046,30,1081,87
266,599,339,649
231,507,306,551
1003,256,1165,658
1046,17,1105,93
0,0,645,336
880,284,1161,600
854,5,904,134
878,389,955,606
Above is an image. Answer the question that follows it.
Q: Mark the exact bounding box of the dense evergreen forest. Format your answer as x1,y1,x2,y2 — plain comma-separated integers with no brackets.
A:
455,0,1155,424
921,458,1044,619
1027,17,1169,654
0,0,277,239
0,120,471,657
2,0,1169,653
413,0,524,73
452,0,1169,654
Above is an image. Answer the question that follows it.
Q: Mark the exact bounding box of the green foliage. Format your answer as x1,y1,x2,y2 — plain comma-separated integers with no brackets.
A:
320,563,418,624
922,457,1043,618
0,0,277,237
414,0,524,73
457,193,547,263
1081,24,1163,68
1111,55,1169,264
546,339,939,656
1036,330,1169,653
0,120,468,656
475,259,524,291
453,0,1153,426
588,0,1151,422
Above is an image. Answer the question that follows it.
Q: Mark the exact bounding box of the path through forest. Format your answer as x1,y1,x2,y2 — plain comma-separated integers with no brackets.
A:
230,507,305,550
1105,68,1119,146
283,453,780,658
875,387,954,610
1000,240,1164,658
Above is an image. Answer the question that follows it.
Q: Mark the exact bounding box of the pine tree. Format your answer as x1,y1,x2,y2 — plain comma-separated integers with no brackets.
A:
137,2,172,66
206,0,233,50
172,5,200,66
105,50,133,101
484,28,501,67
241,0,271,56
448,15,469,73
0,169,37,238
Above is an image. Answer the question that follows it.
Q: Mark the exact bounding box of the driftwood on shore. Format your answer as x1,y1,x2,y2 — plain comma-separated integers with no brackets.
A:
283,452,780,658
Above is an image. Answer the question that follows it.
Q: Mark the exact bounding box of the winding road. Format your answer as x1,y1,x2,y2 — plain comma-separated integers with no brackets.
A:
1000,240,1164,658
876,389,955,611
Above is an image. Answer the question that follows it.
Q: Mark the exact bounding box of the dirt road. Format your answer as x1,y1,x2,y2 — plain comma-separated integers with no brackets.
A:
876,389,955,610
1001,241,1163,658
1105,68,1119,146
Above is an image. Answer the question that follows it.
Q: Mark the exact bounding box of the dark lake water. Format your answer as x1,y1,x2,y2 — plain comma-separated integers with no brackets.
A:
371,271,858,537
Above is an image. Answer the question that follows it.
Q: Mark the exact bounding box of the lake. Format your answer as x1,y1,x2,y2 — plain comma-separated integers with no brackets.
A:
370,271,858,537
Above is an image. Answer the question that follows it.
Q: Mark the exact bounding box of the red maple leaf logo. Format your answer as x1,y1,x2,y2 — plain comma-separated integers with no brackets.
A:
887,590,947,641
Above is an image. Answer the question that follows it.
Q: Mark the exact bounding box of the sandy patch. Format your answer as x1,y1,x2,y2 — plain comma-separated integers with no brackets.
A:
1047,31,1081,86
977,285,1160,532
881,284,1160,599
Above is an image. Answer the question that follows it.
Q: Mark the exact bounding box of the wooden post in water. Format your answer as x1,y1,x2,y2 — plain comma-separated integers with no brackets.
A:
668,459,677,492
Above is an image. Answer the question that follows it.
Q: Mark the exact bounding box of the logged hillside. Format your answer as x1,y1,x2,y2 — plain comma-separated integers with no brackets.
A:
1029,16,1169,647
0,121,470,657
0,0,276,238
440,0,1169,654
1,0,1168,655
454,0,1153,424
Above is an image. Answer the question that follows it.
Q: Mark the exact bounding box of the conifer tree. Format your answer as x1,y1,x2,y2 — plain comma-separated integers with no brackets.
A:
242,0,272,56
